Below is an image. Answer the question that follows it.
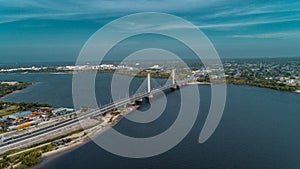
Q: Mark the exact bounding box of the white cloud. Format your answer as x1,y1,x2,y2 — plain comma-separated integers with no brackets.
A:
230,31,300,39
0,0,299,32
237,2,300,16
197,17,300,29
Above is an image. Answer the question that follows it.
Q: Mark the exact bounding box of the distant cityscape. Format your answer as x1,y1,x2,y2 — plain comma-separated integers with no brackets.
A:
1,58,299,89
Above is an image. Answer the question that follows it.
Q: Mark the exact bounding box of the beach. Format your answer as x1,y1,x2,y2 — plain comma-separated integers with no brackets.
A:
36,105,140,167
187,82,211,85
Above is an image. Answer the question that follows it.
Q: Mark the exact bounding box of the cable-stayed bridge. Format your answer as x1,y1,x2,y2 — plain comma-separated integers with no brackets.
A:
0,70,195,152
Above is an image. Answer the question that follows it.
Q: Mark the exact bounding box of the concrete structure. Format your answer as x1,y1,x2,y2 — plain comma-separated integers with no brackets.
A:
0,69,194,150
52,108,74,116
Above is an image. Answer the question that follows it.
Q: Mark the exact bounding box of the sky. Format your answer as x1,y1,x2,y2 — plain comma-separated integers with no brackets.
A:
0,0,300,63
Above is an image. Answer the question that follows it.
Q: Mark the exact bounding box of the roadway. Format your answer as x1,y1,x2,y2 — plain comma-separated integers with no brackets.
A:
0,78,193,153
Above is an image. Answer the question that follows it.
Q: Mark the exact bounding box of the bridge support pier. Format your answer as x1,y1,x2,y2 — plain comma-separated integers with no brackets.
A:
171,85,180,90
134,98,143,105
144,94,153,102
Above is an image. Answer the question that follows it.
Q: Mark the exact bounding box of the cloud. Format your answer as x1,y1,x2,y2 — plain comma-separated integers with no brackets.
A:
0,0,240,24
190,1,300,30
0,0,220,14
0,0,299,33
197,17,300,29
237,2,300,16
109,19,198,33
230,30,300,39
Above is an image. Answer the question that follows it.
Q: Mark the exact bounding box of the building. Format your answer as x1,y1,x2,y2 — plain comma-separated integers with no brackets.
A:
149,65,163,70
286,79,295,85
2,111,32,120
52,108,74,116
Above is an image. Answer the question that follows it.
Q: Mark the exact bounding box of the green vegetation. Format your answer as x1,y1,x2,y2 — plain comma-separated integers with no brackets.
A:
0,128,84,159
113,69,191,80
196,76,210,83
197,76,300,91
115,70,171,79
0,144,56,169
0,82,31,98
75,69,174,79
20,150,42,167
0,105,19,117
0,101,51,117
136,71,170,79
0,149,42,168
0,82,45,117
0,128,84,168
227,78,300,91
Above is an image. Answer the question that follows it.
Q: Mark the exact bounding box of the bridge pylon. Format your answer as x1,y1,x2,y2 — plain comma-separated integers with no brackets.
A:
171,69,179,90
172,69,175,85
147,73,153,98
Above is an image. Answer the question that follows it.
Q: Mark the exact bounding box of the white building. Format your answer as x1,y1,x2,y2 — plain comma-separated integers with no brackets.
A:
286,79,295,84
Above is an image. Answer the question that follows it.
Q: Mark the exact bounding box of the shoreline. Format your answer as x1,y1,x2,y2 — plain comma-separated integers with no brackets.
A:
193,80,300,93
187,81,211,85
1,72,299,93
36,105,140,168
0,82,35,100
0,89,23,100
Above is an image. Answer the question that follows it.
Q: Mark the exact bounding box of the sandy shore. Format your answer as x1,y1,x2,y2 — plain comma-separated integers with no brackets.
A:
38,105,140,165
42,140,85,158
1,100,139,169
50,72,73,75
0,90,22,100
187,81,211,85
0,82,36,100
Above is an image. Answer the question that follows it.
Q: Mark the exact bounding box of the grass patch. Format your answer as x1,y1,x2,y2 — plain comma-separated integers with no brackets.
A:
0,128,85,168
0,82,31,98
0,106,20,116
0,128,84,158
0,144,56,168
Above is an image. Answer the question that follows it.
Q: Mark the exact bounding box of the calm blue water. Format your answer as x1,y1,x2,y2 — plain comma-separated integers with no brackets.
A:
0,73,167,108
1,73,300,169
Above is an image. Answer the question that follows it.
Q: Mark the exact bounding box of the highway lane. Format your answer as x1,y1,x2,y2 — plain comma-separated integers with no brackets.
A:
2,119,74,143
0,90,153,146
0,97,126,145
0,80,191,150
0,96,132,146
0,119,82,147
